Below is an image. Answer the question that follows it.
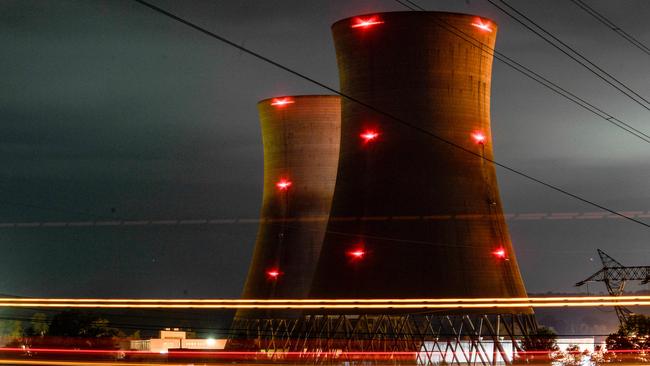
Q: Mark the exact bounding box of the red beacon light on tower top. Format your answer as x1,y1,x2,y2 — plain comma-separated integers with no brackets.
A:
351,16,384,29
471,19,493,33
270,97,295,107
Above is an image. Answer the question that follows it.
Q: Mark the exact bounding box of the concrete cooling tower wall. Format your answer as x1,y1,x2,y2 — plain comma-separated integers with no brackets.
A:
237,95,341,319
308,12,529,309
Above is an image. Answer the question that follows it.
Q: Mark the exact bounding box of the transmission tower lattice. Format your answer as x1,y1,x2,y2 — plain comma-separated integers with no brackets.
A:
575,249,650,324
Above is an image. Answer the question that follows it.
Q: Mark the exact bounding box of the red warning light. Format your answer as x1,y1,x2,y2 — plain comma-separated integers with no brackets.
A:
351,16,384,29
266,269,281,280
276,179,292,191
347,249,366,259
492,248,507,259
472,132,486,144
471,19,493,32
360,130,379,143
270,98,295,107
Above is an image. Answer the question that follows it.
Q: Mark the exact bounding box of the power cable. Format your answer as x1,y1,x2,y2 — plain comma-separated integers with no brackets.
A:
485,0,650,111
393,0,419,10
394,0,650,143
131,0,650,229
567,0,650,56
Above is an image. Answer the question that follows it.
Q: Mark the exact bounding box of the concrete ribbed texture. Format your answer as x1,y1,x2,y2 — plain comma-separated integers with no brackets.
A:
309,12,529,309
238,95,341,318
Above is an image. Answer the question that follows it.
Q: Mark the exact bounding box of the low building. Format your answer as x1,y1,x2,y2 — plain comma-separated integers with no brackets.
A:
129,328,226,353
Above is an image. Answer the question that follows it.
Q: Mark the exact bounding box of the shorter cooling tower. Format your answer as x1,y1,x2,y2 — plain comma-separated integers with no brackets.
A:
236,95,341,320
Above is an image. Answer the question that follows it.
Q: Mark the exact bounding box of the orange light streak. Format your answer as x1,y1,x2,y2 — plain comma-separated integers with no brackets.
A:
5,295,650,302
3,297,650,309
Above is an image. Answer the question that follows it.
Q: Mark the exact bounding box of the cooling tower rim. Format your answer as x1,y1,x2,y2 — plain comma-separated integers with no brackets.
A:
258,94,341,106
331,11,497,30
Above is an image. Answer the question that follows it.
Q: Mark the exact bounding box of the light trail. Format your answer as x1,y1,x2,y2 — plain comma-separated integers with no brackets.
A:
3,296,650,308
1,350,650,366
3,347,650,356
4,295,650,302
0,347,416,355
0,362,144,366
3,301,650,308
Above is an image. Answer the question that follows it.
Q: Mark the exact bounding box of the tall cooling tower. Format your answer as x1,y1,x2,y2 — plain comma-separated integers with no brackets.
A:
309,12,528,304
236,95,341,320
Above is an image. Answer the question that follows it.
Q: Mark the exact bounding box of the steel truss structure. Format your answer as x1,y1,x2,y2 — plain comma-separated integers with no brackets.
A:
229,312,538,365
576,250,650,286
576,249,650,324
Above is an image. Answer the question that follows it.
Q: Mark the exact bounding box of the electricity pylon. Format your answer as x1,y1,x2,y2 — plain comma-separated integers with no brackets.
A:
576,249,650,324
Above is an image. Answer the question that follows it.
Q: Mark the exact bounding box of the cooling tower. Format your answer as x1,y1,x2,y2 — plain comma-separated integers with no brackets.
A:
237,95,341,319
309,12,528,306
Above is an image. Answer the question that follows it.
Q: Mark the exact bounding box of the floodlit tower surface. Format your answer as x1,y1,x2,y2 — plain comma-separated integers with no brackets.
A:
310,11,529,306
237,95,341,319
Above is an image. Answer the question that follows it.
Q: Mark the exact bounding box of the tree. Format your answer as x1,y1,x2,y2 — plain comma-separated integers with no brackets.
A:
604,314,650,363
48,311,116,338
44,310,120,349
0,316,25,348
0,320,23,345
129,330,141,340
517,326,560,363
521,326,559,352
87,318,120,338
24,313,49,337
607,314,650,350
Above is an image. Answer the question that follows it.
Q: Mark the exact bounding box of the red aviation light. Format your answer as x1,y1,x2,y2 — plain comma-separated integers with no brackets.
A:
276,179,292,191
351,16,384,29
472,132,486,144
471,19,493,32
270,98,295,107
492,248,507,259
360,130,379,143
347,248,366,260
266,269,281,280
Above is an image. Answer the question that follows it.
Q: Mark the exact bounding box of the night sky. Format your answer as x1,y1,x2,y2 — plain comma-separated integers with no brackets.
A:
1,0,649,299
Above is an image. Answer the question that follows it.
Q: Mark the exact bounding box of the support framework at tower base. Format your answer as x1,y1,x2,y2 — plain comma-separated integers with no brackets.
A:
229,313,538,365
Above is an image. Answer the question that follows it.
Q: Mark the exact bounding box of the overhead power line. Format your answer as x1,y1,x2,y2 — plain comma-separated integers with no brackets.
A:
485,0,650,112
567,0,650,56
131,0,650,230
393,0,650,144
